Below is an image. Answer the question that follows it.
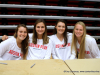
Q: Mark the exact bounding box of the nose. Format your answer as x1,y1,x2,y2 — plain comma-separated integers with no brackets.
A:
60,27,63,29
39,27,42,30
39,28,41,30
77,30,80,32
22,32,25,35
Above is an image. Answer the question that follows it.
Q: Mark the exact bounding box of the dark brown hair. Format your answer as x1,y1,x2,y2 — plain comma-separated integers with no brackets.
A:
53,19,68,46
32,19,49,44
14,24,29,59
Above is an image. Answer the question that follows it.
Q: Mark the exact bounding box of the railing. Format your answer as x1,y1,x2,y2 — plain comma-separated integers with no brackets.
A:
0,15,100,21
0,4,100,11
69,0,100,2
0,3,100,44
0,25,100,30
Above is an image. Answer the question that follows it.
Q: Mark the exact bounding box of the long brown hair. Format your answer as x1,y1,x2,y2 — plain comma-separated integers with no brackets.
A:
53,19,68,46
71,21,86,59
32,19,49,44
14,24,29,59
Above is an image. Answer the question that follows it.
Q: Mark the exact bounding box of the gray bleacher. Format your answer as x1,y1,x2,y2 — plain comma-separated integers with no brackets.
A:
0,0,100,47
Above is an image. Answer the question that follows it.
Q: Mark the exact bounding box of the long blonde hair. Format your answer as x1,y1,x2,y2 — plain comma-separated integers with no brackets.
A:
71,21,86,59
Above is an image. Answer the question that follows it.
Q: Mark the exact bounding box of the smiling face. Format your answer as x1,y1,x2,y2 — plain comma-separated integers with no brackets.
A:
74,24,84,39
56,22,65,35
17,27,27,41
36,22,45,36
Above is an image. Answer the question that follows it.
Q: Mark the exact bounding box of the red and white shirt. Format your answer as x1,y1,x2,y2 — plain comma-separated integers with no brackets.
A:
27,34,54,60
49,33,75,61
77,35,100,58
0,37,23,60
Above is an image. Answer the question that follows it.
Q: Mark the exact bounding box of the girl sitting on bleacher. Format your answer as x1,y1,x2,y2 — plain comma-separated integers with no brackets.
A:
27,19,54,60
0,24,29,60
71,21,100,59
49,19,75,61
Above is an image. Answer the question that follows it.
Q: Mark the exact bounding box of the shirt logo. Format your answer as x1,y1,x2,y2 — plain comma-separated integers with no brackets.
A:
56,43,70,48
77,49,90,54
85,51,90,54
8,50,23,57
29,43,47,50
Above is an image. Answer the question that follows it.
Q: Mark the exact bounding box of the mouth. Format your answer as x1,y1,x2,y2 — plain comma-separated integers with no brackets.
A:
37,31,44,33
75,33,81,36
20,36,26,38
58,29,64,31
76,34,80,35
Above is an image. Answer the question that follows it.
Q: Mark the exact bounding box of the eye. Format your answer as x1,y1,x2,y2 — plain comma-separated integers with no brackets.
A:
62,26,65,28
58,25,61,27
41,26,45,28
80,29,83,31
36,26,40,28
24,31,27,33
19,31,22,33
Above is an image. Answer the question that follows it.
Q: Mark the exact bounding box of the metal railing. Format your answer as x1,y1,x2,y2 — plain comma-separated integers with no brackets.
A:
0,15,100,21
0,36,100,39
0,4,100,11
0,25,100,30
69,0,100,2
0,4,100,43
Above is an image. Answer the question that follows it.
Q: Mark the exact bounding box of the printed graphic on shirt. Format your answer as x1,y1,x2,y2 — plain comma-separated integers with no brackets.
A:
8,50,23,58
56,43,71,48
85,51,90,54
29,43,47,50
77,49,90,54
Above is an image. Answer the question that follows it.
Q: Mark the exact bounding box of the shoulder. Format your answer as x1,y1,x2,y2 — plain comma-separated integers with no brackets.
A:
8,37,16,43
0,37,16,45
28,33,33,40
29,33,33,38
49,34,56,40
67,32,72,41
5,37,16,42
67,32,72,36
85,35,96,42
86,35,95,40
67,32,72,39
48,37,54,44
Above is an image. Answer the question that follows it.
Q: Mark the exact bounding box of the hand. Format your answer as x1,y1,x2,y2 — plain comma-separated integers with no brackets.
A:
2,35,8,41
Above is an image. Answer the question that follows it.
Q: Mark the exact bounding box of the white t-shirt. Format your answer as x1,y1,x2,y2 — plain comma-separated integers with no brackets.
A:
0,37,23,60
27,34,54,60
49,33,75,61
77,35,100,59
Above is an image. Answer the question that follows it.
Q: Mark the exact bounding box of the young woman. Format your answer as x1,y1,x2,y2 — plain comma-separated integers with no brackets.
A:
0,24,29,60
27,19,54,60
49,19,75,61
71,21,100,59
